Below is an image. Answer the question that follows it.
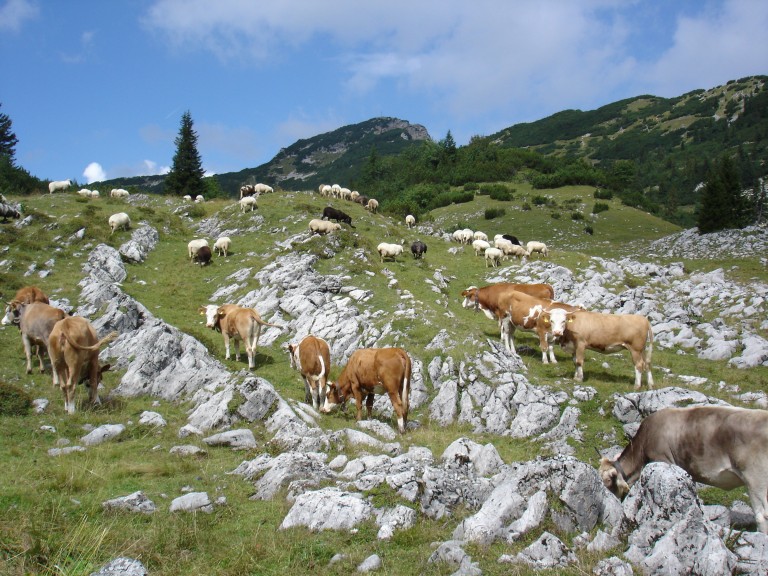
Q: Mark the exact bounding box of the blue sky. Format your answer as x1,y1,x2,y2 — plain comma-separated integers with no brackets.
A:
1,0,766,184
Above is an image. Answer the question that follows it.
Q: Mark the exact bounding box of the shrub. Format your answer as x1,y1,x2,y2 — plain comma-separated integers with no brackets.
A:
584,225,594,235
522,202,532,211
187,204,206,219
532,195,548,206
479,183,512,201
0,381,32,416
592,202,610,214
550,212,561,219
571,212,584,221
463,182,479,192
484,207,506,220
594,188,613,200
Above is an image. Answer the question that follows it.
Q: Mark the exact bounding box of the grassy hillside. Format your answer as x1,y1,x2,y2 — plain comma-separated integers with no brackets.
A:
0,188,765,575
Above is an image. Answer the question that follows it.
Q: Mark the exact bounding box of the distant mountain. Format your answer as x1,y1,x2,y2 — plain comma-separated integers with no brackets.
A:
486,75,768,206
216,117,430,193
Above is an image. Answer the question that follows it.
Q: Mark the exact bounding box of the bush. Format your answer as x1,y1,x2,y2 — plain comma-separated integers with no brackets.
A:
571,212,584,221
479,183,512,201
592,202,609,214
550,212,561,219
484,207,506,220
522,202,532,211
0,381,32,416
594,188,613,200
532,195,549,206
463,182,479,192
584,225,594,235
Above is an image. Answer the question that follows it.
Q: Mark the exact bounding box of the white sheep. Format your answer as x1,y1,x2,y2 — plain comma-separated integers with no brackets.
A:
309,219,342,235
108,212,131,235
194,195,204,203
405,214,416,228
377,242,403,262
526,241,549,257
187,238,209,259
349,190,360,202
239,196,258,212
77,188,92,197
473,231,488,242
472,239,491,256
49,180,71,194
214,236,231,257
254,183,273,194
340,187,352,200
505,243,530,259
366,198,379,213
320,184,332,198
331,184,341,198
110,188,129,198
183,195,192,202
88,189,100,198
484,247,504,268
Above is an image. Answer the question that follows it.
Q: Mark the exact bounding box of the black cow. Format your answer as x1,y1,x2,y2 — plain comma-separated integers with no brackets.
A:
502,234,521,246
322,206,354,227
193,245,212,266
411,240,427,259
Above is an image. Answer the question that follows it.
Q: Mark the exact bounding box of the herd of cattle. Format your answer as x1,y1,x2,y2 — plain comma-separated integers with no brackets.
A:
5,184,768,532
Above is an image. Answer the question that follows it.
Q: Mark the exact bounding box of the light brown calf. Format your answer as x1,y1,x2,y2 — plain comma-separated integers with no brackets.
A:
288,334,332,410
321,347,411,434
3,301,66,385
48,316,116,414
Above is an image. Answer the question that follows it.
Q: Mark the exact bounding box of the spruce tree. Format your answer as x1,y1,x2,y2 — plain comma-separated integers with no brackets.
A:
165,111,205,197
697,155,750,233
0,103,19,162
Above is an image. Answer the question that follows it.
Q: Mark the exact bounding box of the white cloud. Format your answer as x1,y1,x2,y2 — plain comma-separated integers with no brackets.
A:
143,160,170,175
83,162,106,183
0,0,38,32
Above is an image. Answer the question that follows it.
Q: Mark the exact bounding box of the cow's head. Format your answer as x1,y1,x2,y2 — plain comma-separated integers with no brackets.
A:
320,380,349,414
1,300,23,326
199,304,221,330
598,456,630,499
287,342,299,370
542,308,573,338
460,287,478,309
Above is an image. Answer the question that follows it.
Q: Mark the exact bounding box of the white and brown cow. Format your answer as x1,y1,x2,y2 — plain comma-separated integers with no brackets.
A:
199,304,282,369
48,316,116,414
540,308,653,388
288,334,332,411
321,347,411,434
599,405,768,533
461,283,575,362
3,301,66,385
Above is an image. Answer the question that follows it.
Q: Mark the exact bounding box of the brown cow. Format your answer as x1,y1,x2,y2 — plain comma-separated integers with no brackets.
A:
199,304,283,369
2,301,66,385
461,283,578,363
288,334,332,410
540,308,653,388
599,406,768,533
321,347,411,434
48,316,116,414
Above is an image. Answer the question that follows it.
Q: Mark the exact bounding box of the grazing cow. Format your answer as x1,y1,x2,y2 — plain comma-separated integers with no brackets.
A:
193,245,212,266
48,179,71,194
540,308,653,388
462,283,576,362
199,304,283,369
405,214,416,228
288,335,332,411
410,240,427,259
321,206,354,227
598,405,768,533
3,301,66,384
321,347,411,434
2,285,49,314
48,316,116,414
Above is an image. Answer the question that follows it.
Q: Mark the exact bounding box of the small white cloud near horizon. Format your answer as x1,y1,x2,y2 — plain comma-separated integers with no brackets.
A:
143,159,170,175
83,162,106,184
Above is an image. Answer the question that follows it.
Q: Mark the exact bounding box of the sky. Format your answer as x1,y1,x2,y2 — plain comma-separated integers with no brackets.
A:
1,0,766,185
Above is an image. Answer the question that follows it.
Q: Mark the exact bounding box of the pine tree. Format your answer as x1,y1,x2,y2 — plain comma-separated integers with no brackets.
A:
697,155,750,233
0,103,19,162
165,111,205,197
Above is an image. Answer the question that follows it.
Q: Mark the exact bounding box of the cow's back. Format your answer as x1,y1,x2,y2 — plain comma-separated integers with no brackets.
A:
300,335,331,375
569,310,650,347
20,303,66,341
373,348,411,383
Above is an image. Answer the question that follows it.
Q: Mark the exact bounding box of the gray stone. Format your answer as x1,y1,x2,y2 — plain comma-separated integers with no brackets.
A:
81,424,125,446
500,531,576,569
202,429,257,450
89,557,148,576
169,491,213,513
102,491,156,514
357,554,382,572
279,487,374,531
138,411,166,427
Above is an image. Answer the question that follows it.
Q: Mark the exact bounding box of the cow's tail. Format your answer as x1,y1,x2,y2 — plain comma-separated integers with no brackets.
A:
400,351,412,422
61,331,118,352
251,310,283,329
643,322,654,373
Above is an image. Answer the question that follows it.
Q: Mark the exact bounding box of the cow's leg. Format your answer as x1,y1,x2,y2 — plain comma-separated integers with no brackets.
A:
630,349,644,389
223,334,231,360
352,387,364,421
22,334,34,374
573,345,586,381
45,343,59,386
303,376,313,404
365,393,375,420
63,373,76,414
744,475,768,533
387,390,406,434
